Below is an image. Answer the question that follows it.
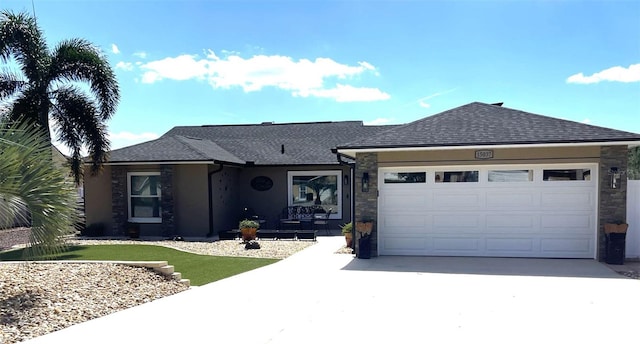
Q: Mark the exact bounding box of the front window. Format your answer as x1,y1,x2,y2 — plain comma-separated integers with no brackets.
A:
488,170,533,182
128,172,161,223
287,170,341,218
384,172,426,184
434,170,479,183
543,169,591,181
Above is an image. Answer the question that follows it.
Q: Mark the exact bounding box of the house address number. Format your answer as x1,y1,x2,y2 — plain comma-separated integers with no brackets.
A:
475,150,494,160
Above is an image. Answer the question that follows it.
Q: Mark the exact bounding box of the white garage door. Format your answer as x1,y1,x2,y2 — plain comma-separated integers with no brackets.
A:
378,164,597,258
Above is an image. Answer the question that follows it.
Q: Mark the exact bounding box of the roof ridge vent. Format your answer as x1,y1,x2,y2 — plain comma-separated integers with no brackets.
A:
261,122,274,125
491,102,504,107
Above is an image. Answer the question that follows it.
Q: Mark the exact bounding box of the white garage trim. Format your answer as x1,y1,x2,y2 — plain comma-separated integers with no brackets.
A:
377,163,598,258
338,141,638,158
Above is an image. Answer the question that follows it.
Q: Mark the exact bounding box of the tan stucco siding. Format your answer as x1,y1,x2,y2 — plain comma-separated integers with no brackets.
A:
83,165,113,229
378,146,601,167
174,164,209,236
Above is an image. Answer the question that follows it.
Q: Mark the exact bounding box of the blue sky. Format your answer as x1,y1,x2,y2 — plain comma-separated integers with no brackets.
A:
3,0,640,153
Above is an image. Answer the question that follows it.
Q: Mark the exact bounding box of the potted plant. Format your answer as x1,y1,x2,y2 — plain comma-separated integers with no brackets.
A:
355,217,374,236
604,221,629,234
239,219,260,242
340,222,353,247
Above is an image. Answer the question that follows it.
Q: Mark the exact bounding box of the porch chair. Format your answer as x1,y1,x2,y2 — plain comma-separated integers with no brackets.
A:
312,207,332,235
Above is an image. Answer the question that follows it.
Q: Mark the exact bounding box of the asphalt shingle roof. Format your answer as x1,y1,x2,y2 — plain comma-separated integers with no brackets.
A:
338,102,640,149
108,135,243,164
108,103,640,164
109,121,394,165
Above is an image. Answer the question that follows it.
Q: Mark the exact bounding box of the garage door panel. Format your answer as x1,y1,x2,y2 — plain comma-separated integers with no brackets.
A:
541,214,592,233
486,238,535,252
384,214,427,228
485,215,536,232
433,237,480,251
383,195,427,211
432,214,481,233
382,237,426,251
433,192,481,208
540,238,592,254
486,192,535,208
540,190,594,209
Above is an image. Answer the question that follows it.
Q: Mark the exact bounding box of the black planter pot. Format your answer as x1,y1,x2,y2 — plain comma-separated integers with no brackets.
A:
127,222,140,239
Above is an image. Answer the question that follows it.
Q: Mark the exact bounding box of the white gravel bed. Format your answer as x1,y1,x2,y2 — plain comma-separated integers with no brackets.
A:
66,238,316,259
0,229,317,343
0,262,188,344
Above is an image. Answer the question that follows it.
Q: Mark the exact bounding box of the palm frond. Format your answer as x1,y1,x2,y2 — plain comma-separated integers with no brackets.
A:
0,69,27,99
51,85,110,183
0,10,50,83
50,38,120,120
0,119,78,258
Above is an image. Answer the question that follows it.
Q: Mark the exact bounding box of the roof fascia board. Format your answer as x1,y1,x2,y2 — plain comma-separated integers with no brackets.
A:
100,161,215,166
338,141,640,157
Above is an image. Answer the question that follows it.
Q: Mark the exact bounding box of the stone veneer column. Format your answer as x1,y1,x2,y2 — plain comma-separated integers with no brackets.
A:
355,153,379,257
111,166,127,236
160,165,175,237
598,146,628,261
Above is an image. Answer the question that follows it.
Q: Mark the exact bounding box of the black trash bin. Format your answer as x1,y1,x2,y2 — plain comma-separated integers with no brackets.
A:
358,235,371,259
606,232,626,265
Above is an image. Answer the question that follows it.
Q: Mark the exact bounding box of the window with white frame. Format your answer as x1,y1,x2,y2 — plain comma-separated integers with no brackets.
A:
128,172,161,223
287,170,342,218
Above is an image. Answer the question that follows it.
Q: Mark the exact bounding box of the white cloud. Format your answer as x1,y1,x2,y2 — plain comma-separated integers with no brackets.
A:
115,61,134,71
111,44,120,54
567,63,640,84
133,51,147,59
134,50,388,102
582,118,592,124
294,84,390,102
364,117,395,125
140,55,209,83
409,88,457,109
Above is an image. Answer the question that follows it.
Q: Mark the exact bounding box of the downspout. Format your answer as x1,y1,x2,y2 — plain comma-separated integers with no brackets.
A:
207,163,224,237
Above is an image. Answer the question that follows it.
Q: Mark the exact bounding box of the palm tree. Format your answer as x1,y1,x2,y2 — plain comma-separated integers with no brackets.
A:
0,10,119,183
0,119,78,258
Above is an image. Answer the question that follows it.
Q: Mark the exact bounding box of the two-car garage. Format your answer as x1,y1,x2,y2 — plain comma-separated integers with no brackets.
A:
337,102,640,260
377,164,597,258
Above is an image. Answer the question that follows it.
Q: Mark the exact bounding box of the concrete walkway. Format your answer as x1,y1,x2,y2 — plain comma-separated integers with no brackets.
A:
27,237,640,344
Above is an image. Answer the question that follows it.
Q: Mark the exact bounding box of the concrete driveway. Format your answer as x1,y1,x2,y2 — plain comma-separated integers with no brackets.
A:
27,237,639,344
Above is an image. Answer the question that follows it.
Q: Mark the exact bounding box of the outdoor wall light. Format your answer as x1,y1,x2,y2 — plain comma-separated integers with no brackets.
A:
362,172,369,192
611,167,621,189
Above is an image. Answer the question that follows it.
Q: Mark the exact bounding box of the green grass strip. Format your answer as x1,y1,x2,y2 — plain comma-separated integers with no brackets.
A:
0,245,279,286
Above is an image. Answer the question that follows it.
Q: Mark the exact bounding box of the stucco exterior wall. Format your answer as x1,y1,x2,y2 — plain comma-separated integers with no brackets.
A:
174,164,209,237
378,146,600,166
83,165,113,231
84,162,353,237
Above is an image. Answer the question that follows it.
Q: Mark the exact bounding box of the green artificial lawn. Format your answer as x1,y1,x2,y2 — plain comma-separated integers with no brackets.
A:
0,245,279,286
